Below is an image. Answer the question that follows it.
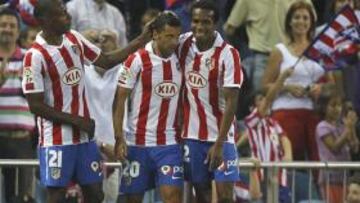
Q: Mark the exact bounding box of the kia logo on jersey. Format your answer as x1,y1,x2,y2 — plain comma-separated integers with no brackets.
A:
187,71,207,89
154,81,179,98
62,68,82,86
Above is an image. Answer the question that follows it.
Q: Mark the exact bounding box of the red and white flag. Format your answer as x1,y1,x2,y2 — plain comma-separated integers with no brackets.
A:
304,5,360,70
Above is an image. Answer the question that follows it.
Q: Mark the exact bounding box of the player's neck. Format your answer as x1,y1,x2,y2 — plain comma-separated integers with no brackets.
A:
195,33,216,52
152,42,172,58
41,31,63,46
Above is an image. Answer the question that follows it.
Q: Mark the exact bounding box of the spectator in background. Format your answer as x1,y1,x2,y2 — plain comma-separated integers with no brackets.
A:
241,68,294,203
19,25,40,49
315,93,359,203
262,0,325,162
223,0,314,92
347,173,360,203
0,7,35,203
9,0,38,26
66,0,128,48
262,1,327,201
165,0,191,32
83,28,120,203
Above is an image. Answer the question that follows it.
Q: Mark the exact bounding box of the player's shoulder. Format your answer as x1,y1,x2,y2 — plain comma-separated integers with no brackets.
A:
24,47,44,60
66,29,82,39
179,32,194,45
123,49,144,68
220,42,238,56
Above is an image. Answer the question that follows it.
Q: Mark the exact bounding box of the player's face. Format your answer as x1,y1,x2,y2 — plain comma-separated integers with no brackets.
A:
0,15,19,45
191,8,216,42
46,0,71,34
154,25,181,57
347,184,360,203
289,8,311,37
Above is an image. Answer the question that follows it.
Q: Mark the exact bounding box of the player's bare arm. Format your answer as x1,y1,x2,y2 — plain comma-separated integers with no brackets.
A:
94,24,153,69
113,86,131,161
207,87,239,170
26,92,95,138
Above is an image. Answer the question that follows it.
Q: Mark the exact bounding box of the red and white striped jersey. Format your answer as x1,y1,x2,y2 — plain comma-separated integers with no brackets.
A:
178,32,243,143
118,41,182,146
22,30,101,147
244,108,287,186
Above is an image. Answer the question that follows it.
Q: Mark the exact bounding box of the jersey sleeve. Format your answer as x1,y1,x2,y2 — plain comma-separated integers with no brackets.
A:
22,50,45,94
222,47,244,88
71,30,101,64
118,53,141,89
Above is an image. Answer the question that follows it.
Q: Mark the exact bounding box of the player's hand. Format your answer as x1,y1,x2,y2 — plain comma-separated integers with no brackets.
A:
139,18,155,43
114,136,127,161
100,143,117,161
76,118,95,139
205,142,223,171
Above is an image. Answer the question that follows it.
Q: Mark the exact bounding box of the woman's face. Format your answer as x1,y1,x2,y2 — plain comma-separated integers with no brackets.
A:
326,97,343,121
290,8,312,37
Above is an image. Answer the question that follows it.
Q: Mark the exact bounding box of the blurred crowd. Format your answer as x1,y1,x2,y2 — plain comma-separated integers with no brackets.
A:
0,0,359,203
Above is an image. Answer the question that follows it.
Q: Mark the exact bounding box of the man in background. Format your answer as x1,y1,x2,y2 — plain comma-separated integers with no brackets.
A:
66,0,128,48
0,7,35,203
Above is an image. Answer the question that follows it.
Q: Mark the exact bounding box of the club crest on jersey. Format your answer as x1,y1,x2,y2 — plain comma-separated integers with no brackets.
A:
50,167,61,179
187,71,207,89
154,81,179,98
205,58,216,70
62,68,82,86
71,45,81,55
